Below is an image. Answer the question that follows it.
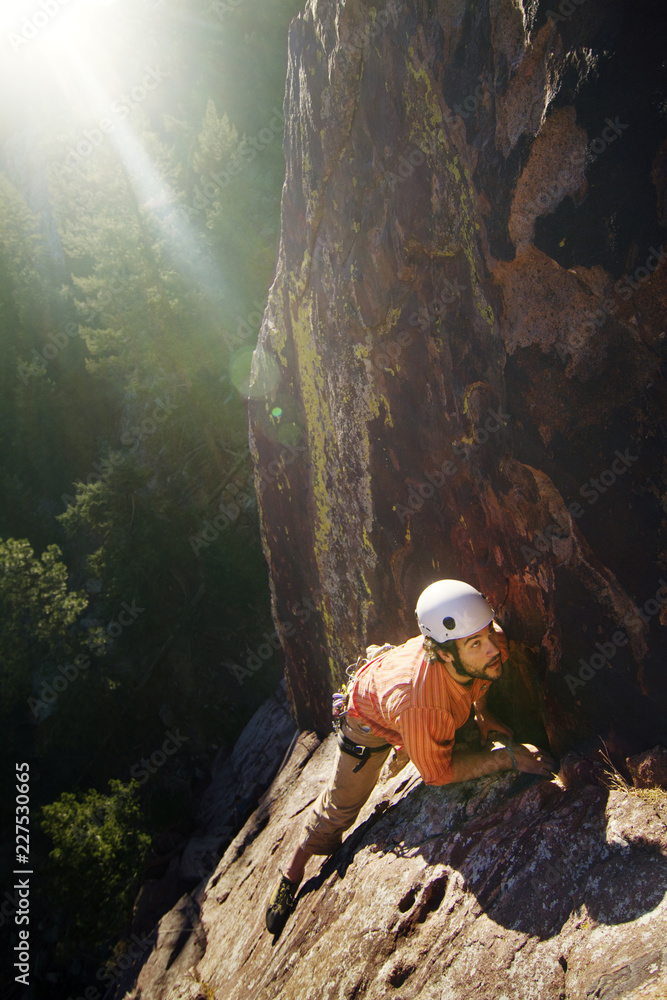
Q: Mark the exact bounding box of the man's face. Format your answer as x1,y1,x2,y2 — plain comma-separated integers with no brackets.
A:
440,624,502,682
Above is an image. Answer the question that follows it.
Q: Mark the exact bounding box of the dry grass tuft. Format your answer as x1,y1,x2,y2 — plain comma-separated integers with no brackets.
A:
600,742,667,808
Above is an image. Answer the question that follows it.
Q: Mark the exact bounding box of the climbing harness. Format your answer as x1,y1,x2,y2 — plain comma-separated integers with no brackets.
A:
331,643,395,772
335,729,392,773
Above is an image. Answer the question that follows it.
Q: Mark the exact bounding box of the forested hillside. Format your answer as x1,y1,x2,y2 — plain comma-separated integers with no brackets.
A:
0,0,301,994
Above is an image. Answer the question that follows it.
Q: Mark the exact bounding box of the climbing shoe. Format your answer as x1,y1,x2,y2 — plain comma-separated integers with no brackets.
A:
265,874,299,933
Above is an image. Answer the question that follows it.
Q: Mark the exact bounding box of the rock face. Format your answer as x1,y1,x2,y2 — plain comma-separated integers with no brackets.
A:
115,730,667,1000
626,746,667,791
248,0,667,756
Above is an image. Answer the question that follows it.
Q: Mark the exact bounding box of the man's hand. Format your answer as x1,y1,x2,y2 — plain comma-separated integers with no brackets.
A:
503,742,556,777
449,741,556,784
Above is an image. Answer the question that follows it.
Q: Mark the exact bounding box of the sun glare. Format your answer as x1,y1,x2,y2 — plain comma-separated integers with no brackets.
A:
2,0,130,124
1,0,219,301
6,0,117,58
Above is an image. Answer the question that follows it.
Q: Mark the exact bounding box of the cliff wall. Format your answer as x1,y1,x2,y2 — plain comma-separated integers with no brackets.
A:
248,0,667,756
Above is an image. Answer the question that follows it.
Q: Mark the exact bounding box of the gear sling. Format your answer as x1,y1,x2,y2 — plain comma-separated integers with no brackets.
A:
332,644,394,771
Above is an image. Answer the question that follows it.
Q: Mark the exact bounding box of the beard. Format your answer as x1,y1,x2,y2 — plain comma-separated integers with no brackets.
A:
455,650,503,682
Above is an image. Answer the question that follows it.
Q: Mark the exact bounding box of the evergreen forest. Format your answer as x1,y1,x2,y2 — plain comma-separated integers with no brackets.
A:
0,0,303,994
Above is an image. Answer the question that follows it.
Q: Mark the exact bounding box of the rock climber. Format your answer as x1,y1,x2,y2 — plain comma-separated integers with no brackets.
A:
266,579,555,932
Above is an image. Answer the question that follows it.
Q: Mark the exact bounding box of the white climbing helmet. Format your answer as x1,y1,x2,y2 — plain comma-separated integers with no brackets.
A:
415,580,493,643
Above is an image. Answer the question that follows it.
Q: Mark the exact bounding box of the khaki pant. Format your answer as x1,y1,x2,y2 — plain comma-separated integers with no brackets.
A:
298,714,393,856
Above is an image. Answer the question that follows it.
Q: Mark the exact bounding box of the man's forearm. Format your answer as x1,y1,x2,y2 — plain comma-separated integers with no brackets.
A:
448,746,513,783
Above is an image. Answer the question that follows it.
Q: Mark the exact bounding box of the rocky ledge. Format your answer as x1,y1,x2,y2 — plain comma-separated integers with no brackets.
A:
112,718,667,1000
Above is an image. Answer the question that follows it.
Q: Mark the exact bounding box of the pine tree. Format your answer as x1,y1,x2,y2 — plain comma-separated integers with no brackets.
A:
40,779,151,948
0,537,91,709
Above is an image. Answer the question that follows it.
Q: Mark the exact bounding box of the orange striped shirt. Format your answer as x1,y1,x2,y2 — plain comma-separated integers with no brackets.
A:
347,635,492,785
